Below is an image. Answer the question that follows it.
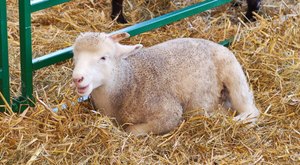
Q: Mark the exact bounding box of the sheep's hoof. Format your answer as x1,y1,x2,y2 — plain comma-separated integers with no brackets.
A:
116,17,128,24
233,112,259,125
245,12,257,22
125,125,149,137
111,14,128,24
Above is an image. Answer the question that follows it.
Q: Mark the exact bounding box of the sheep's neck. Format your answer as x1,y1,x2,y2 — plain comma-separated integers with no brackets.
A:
94,60,134,111
110,60,135,105
91,60,135,119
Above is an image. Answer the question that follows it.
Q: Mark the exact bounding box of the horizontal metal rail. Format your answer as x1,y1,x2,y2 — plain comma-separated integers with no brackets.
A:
112,0,232,36
32,47,73,70
32,0,232,70
219,38,232,47
31,0,70,13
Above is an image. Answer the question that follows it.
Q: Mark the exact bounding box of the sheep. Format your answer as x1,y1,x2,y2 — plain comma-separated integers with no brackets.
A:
72,32,260,136
111,0,261,23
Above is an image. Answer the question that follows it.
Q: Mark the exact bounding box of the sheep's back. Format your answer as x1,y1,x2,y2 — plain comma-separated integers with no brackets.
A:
125,38,225,111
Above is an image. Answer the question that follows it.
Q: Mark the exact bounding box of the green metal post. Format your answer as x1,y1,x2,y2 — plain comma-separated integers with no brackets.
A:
14,0,35,111
0,0,11,112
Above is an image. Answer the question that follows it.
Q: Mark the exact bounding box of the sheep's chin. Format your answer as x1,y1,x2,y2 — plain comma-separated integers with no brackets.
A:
76,85,93,96
93,83,104,90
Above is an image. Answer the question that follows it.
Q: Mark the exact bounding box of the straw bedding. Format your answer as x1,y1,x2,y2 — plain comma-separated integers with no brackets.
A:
1,0,300,164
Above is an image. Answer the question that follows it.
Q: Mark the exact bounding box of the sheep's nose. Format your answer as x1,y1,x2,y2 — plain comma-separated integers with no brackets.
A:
73,76,84,84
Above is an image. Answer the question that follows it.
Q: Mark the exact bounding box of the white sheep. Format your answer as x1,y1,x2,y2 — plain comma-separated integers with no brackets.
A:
72,32,260,136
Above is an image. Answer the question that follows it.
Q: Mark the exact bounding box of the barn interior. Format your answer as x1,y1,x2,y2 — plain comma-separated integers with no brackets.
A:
1,0,300,164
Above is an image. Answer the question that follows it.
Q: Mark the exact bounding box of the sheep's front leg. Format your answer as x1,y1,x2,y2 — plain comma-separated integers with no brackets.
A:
125,100,183,136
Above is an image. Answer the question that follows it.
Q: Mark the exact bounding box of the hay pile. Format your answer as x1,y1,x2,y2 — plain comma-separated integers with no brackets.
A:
1,0,300,164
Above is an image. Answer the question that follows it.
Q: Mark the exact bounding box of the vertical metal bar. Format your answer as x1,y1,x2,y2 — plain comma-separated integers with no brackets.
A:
19,0,34,103
0,0,11,111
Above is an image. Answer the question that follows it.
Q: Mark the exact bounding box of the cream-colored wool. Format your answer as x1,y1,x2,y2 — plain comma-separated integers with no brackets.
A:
72,32,260,136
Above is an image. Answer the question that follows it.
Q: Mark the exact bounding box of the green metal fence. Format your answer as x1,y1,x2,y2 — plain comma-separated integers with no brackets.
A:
2,0,233,112
0,0,10,112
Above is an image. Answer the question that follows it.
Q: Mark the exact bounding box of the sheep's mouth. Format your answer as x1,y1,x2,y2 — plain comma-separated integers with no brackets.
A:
77,85,89,94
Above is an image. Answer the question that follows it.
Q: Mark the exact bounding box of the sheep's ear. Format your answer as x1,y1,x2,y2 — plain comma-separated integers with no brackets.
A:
109,32,130,42
116,43,143,58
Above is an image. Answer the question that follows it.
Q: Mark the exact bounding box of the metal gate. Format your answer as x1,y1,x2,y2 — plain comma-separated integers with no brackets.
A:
0,0,232,112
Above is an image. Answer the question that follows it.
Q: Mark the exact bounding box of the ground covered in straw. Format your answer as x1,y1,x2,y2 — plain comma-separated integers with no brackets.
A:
1,0,300,164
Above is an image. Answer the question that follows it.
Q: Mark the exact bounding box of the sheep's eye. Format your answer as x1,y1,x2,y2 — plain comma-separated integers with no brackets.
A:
100,57,106,60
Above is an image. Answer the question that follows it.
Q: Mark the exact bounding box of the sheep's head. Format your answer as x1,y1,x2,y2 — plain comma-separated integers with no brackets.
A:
72,32,143,96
